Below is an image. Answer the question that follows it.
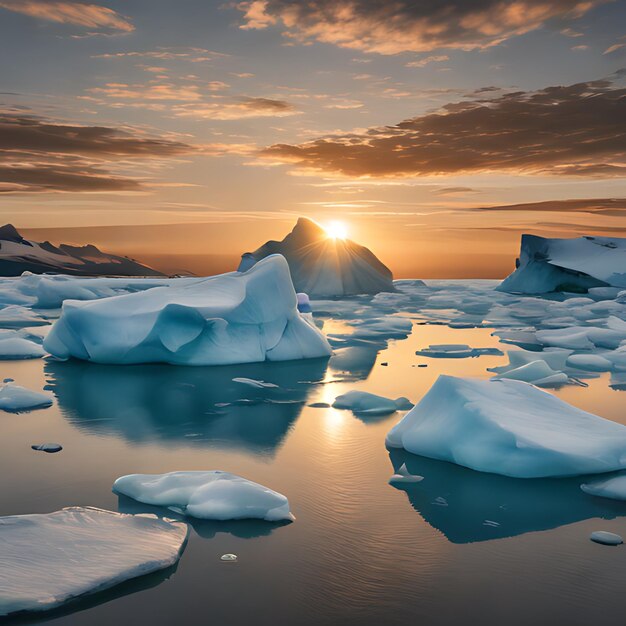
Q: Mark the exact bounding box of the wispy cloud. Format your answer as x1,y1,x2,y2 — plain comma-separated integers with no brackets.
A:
0,1,134,32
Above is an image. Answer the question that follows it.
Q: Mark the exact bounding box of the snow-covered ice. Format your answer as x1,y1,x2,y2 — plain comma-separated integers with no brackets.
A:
0,507,187,617
113,471,295,522
332,391,413,416
386,376,626,478
0,382,52,412
0,333,45,359
498,234,626,294
491,360,570,387
0,305,49,328
44,255,332,366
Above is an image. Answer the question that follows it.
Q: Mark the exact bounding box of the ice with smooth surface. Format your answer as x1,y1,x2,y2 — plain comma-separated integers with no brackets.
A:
0,335,45,360
499,234,626,294
332,391,413,416
415,344,503,358
590,531,623,546
0,383,52,412
386,375,626,478
238,217,394,296
44,255,332,366
581,474,626,501
0,507,187,617
232,377,278,389
491,360,570,387
113,471,295,522
389,463,424,484
0,305,49,328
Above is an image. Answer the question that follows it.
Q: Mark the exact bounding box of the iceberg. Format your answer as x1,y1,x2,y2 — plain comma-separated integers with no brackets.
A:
581,474,626,501
386,375,626,478
332,390,413,416
113,471,295,522
43,255,332,365
0,304,49,328
498,234,626,294
0,334,45,360
0,507,187,618
491,360,570,387
238,217,394,296
0,382,53,412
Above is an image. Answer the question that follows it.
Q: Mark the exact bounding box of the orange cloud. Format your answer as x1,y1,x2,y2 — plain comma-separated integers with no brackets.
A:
259,77,626,178
0,1,134,32
237,0,606,53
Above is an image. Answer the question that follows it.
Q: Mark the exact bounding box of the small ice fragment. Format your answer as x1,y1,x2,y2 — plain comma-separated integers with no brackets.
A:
308,402,330,408
389,463,424,484
381,362,388,366
232,377,278,389
3,378,13,383
590,531,623,546
483,520,501,527
221,553,238,562
433,497,448,507
0,383,53,413
31,443,62,453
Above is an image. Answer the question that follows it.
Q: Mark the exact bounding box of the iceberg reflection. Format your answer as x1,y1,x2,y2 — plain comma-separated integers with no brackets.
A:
45,357,328,457
388,450,626,543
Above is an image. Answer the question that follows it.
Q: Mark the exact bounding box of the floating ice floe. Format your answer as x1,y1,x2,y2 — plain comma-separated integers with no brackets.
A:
0,333,45,360
238,217,394,296
415,344,503,359
0,383,52,412
566,354,613,372
0,507,187,618
498,234,626,294
0,305,49,328
491,360,571,387
590,531,623,546
332,391,413,416
581,474,626,501
113,471,295,522
44,255,332,366
386,375,626,478
31,443,63,453
389,463,424,485
232,377,278,389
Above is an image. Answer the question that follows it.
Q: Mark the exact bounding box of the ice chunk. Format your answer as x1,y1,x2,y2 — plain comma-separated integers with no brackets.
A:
0,335,45,360
332,390,413,416
0,305,49,328
31,443,63,453
0,383,52,412
415,344,503,358
221,553,238,561
238,217,394,296
498,234,626,294
590,531,623,546
389,463,424,484
113,471,295,522
386,375,626,478
566,354,613,372
0,507,187,617
232,377,278,389
44,255,332,366
581,474,626,501
492,360,570,387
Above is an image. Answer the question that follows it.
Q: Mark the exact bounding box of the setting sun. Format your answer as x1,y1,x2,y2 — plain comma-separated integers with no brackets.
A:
325,221,348,240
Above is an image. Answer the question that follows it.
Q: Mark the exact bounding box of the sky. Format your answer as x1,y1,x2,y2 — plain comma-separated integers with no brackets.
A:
0,0,625,277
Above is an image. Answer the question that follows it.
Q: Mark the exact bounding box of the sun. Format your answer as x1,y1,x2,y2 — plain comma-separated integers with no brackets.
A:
325,220,348,240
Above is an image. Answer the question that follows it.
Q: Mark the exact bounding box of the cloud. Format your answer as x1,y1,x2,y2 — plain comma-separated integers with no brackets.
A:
92,48,226,62
259,77,626,178
406,55,449,68
0,112,194,193
237,0,606,54
0,1,133,32
470,198,626,216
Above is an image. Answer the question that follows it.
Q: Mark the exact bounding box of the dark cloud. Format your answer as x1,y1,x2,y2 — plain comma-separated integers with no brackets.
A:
0,112,193,193
260,78,626,178
238,0,606,53
471,198,626,216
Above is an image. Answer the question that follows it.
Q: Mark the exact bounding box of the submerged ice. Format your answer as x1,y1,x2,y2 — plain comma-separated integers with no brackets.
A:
44,255,332,366
386,376,626,478
113,471,295,522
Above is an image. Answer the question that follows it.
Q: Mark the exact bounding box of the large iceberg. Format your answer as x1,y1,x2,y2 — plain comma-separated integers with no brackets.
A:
43,255,332,365
113,471,294,521
386,375,626,478
0,507,187,617
238,217,394,296
498,234,626,294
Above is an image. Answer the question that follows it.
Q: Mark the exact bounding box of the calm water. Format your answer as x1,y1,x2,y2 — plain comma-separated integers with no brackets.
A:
1,284,626,625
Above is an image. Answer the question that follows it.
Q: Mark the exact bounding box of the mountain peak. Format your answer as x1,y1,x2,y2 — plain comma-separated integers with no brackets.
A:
0,224,24,243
